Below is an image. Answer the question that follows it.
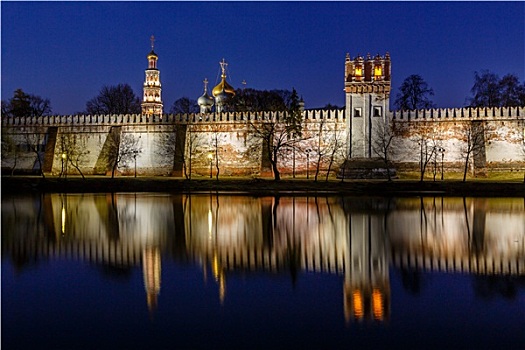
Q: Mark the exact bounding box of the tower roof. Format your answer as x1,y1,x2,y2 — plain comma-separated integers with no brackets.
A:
147,50,158,59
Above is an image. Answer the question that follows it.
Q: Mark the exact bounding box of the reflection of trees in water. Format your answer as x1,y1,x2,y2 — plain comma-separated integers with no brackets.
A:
398,267,428,295
97,263,133,282
473,275,525,300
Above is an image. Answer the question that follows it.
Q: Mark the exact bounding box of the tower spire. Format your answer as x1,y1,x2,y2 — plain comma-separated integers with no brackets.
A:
142,36,163,118
203,78,209,93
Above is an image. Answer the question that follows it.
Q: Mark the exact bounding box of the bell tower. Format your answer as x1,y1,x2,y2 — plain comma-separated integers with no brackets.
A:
345,52,391,158
141,35,163,118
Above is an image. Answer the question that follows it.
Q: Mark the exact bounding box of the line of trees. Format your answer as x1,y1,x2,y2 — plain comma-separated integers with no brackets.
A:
395,71,525,111
467,70,525,107
1,89,52,118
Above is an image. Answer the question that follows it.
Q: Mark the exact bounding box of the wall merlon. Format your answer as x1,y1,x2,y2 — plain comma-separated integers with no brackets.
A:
392,106,525,122
2,109,348,127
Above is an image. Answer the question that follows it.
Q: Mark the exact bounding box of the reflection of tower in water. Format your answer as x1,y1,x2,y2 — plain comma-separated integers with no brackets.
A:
142,246,161,315
343,212,390,323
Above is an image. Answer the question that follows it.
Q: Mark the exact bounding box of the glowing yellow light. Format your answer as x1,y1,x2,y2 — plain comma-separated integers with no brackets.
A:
61,206,66,234
61,153,66,160
212,254,220,281
208,209,213,238
372,288,384,320
374,66,382,77
355,67,362,76
353,290,364,319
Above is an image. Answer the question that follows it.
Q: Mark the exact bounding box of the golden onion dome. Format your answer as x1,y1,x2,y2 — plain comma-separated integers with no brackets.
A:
212,76,236,98
147,50,158,59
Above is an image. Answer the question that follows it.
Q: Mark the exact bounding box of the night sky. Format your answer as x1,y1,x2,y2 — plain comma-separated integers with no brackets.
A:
2,1,524,115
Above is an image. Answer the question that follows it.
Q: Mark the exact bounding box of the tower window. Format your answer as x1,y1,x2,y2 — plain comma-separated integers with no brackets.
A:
354,108,362,118
374,66,382,79
373,107,382,117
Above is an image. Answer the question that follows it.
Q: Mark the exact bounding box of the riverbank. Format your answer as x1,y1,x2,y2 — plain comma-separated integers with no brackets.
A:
2,176,525,197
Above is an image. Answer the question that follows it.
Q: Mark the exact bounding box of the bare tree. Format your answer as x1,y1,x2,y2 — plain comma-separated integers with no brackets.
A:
394,75,435,110
324,126,346,181
459,122,485,182
103,130,142,178
247,91,303,181
248,117,301,181
29,95,52,117
1,128,20,175
208,124,225,180
23,129,46,178
312,120,325,182
411,124,436,181
86,84,141,115
372,122,397,181
311,117,343,182
468,70,500,107
2,89,52,118
56,134,90,179
186,124,205,179
170,97,199,114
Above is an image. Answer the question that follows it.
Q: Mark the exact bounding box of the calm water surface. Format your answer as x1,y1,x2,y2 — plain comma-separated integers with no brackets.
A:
2,193,525,349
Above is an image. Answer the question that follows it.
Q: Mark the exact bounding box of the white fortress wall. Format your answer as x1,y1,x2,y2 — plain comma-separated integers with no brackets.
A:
1,107,524,175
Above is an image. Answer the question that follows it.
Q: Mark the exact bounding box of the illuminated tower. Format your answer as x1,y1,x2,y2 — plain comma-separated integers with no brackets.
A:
212,59,236,113
343,211,390,323
345,53,391,158
141,35,163,118
143,246,161,316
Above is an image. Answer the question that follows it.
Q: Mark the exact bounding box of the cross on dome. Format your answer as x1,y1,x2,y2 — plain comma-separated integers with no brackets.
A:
220,58,228,77
150,35,155,50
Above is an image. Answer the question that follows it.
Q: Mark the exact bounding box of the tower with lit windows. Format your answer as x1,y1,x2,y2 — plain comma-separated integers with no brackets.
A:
343,211,390,323
141,35,163,118
345,53,391,158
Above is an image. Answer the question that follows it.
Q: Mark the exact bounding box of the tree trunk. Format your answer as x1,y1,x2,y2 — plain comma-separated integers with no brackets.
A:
271,160,280,181
385,159,392,182
463,153,470,182
325,157,334,182
71,163,85,180
111,160,117,178
314,154,322,182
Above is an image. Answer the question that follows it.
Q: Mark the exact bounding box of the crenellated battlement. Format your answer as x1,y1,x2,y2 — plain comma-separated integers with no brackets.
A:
1,109,346,127
392,106,524,121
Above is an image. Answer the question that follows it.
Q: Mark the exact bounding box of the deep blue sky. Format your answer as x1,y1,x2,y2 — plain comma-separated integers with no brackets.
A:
2,1,524,115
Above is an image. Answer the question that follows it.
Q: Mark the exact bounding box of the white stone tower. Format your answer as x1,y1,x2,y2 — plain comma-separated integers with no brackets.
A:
345,53,391,158
141,35,163,118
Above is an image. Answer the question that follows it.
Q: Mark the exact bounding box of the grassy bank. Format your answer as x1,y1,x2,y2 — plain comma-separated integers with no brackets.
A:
2,175,524,197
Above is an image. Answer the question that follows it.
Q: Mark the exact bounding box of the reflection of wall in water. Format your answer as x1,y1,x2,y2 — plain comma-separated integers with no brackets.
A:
183,196,350,273
388,197,525,274
2,193,173,314
4,194,525,324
